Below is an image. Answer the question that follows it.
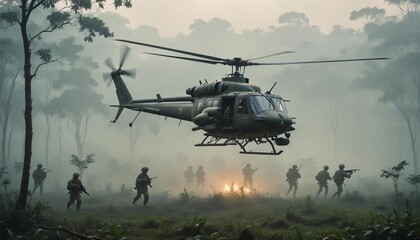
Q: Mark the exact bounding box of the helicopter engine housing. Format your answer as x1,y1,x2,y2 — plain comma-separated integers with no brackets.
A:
193,107,220,126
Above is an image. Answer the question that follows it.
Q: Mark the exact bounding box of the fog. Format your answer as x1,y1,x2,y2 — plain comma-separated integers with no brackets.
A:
1,2,419,202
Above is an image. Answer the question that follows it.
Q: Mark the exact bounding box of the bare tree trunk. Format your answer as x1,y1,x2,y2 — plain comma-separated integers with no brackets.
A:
45,114,50,165
16,12,32,211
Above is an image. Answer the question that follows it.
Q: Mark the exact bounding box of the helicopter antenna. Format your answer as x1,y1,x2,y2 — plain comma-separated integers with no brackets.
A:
266,82,277,94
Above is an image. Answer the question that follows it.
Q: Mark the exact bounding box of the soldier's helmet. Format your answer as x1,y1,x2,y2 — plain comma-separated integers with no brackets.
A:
246,163,251,167
324,165,329,170
73,173,80,178
339,164,345,169
292,164,298,169
188,166,192,169
37,164,42,168
199,165,203,169
141,167,149,173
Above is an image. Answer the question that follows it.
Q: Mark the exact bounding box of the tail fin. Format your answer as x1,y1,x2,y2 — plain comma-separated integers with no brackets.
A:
112,71,133,104
110,71,133,123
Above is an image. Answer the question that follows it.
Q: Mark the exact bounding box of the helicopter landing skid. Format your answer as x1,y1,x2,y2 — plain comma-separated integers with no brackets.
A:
195,135,283,155
235,138,283,155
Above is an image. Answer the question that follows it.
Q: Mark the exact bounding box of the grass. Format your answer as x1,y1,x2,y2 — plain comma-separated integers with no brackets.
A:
1,190,420,239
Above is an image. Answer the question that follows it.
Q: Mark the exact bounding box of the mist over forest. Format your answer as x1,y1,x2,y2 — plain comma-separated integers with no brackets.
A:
1,2,420,238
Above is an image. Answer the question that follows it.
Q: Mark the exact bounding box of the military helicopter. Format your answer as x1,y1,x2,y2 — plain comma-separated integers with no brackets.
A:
103,39,387,155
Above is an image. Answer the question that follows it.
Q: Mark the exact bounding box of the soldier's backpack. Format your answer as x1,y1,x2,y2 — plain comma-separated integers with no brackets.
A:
315,172,321,181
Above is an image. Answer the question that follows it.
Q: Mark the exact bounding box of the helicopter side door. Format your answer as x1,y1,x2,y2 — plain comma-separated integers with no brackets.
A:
234,96,251,129
220,96,235,127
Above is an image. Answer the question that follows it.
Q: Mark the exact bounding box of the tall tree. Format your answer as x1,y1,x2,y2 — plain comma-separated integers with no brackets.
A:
0,0,132,211
358,10,420,173
49,66,107,157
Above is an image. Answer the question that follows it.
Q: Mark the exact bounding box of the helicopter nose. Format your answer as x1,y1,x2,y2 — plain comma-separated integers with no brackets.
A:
254,111,293,130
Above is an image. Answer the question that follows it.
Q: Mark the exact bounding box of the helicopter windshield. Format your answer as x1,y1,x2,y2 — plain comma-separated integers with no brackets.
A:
250,95,275,113
272,97,287,113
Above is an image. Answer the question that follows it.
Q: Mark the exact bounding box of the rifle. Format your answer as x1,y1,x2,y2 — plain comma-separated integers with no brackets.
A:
345,169,360,174
297,164,303,171
81,186,90,196
135,177,158,189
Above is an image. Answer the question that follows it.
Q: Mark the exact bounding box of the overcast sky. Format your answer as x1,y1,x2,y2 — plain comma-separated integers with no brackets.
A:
107,0,401,37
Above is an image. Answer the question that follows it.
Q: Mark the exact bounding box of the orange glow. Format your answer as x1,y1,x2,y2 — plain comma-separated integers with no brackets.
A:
223,183,251,194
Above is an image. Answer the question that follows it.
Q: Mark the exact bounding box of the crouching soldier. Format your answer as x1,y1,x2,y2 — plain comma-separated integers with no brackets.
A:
67,173,89,211
133,167,152,206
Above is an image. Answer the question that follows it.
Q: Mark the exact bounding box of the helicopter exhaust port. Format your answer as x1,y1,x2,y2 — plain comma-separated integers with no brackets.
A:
275,137,290,146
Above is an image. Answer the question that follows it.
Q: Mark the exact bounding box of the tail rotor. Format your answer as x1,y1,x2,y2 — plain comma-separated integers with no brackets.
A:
102,45,137,88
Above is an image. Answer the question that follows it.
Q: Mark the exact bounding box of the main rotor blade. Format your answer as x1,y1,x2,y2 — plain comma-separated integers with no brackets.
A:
144,52,223,65
119,45,131,69
115,39,226,62
104,58,115,70
252,57,390,66
121,69,137,78
247,51,295,61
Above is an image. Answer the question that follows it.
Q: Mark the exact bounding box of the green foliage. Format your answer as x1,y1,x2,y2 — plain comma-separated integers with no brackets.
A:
35,49,52,63
179,188,197,203
78,15,113,42
46,11,71,28
69,153,95,174
381,160,409,180
0,11,18,25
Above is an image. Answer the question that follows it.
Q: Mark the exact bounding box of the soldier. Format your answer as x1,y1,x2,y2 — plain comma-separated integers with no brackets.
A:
32,164,47,196
196,165,206,189
67,173,89,211
315,165,332,198
133,167,152,206
286,164,301,197
242,163,258,190
183,166,194,187
332,164,352,198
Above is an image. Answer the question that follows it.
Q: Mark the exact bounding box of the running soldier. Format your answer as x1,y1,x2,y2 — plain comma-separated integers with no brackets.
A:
315,165,332,198
67,173,89,211
183,166,194,187
286,164,301,197
242,163,258,190
196,166,206,189
32,164,47,196
332,164,352,198
133,167,152,206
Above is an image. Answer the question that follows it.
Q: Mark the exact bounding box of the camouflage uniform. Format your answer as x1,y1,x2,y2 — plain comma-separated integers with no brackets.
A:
242,163,257,190
286,165,301,197
67,173,86,211
196,166,206,189
32,164,46,196
183,166,194,187
133,167,151,206
332,164,352,198
315,166,332,198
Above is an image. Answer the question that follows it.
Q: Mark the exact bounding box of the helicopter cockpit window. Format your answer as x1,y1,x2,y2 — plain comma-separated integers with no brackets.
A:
238,98,249,114
250,95,274,113
272,97,287,113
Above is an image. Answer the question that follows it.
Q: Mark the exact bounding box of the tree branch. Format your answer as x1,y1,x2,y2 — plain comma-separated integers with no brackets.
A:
31,58,57,78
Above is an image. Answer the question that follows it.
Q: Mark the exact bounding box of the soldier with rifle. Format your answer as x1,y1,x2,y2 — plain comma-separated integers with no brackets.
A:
67,173,89,211
286,164,302,197
332,164,359,198
315,165,332,198
242,163,258,190
133,167,156,206
32,163,51,196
